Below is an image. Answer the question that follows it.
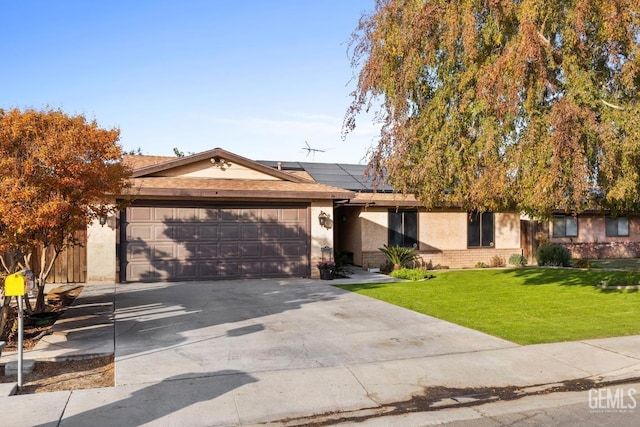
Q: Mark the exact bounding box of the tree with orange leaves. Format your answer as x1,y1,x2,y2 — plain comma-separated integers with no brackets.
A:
344,0,640,218
0,108,131,326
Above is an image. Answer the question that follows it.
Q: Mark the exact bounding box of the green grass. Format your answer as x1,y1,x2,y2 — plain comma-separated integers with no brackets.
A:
337,268,640,345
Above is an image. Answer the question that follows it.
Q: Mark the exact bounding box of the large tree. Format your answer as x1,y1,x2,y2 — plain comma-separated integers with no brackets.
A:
0,108,131,324
344,0,640,218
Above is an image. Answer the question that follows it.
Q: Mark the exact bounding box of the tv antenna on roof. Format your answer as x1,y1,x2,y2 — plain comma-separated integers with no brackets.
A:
302,141,325,161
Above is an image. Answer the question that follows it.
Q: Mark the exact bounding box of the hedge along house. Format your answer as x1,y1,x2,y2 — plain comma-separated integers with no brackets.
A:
86,148,353,282
257,162,523,270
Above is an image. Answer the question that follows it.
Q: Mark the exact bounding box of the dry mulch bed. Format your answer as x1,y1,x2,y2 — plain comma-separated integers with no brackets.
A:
1,285,115,394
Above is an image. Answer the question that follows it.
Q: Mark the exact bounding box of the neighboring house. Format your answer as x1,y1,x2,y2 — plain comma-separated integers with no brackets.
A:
546,213,640,259
74,147,638,284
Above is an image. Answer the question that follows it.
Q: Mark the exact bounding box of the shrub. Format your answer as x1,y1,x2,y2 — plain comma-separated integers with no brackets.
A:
390,268,435,281
508,253,527,267
489,255,506,268
475,261,488,268
572,258,591,269
599,274,639,287
535,244,571,267
379,245,418,270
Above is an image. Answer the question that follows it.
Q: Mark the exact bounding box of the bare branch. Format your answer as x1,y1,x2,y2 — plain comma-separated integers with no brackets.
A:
600,99,625,110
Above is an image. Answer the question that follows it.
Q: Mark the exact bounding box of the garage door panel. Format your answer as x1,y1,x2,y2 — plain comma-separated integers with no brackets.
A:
127,243,151,260
261,224,281,238
124,205,309,281
241,225,259,239
154,225,173,240
199,208,219,221
152,244,176,260
176,208,198,220
240,243,260,257
220,224,240,239
197,225,218,240
196,244,218,258
220,209,239,221
281,242,304,256
154,207,175,221
218,261,241,277
281,209,301,221
128,225,153,240
220,243,240,257
281,226,303,239
130,207,152,221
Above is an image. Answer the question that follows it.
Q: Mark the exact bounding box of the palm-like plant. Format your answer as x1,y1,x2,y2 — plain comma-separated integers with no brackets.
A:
379,245,418,270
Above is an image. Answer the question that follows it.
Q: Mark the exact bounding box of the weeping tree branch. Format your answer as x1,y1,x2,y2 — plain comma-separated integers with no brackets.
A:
601,99,625,110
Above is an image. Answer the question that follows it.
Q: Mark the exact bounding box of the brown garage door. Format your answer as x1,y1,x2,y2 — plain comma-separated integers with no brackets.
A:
121,203,310,281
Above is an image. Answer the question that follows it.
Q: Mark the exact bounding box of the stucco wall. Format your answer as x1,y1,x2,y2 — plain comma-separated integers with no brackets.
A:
155,159,281,180
360,210,522,269
549,215,640,259
421,212,467,250
495,212,521,248
310,201,335,278
86,216,117,282
360,208,389,253
550,216,640,244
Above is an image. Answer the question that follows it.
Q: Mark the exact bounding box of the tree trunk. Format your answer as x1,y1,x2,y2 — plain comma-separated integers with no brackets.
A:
0,297,13,341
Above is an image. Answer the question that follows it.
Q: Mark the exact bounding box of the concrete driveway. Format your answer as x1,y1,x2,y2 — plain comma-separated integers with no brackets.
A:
114,275,517,386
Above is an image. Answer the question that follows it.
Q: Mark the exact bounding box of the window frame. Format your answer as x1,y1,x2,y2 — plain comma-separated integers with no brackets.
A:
388,210,418,248
467,211,495,248
605,217,629,237
552,215,579,238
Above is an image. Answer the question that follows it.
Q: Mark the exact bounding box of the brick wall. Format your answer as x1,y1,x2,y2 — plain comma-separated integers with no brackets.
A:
361,248,522,270
560,242,640,259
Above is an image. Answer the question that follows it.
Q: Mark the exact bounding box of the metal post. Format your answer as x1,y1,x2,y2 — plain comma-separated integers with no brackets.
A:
17,295,23,389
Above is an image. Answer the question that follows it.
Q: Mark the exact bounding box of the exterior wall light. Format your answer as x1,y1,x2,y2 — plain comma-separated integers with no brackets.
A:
318,211,331,229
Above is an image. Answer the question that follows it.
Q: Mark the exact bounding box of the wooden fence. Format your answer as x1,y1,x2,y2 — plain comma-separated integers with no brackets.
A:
32,229,87,283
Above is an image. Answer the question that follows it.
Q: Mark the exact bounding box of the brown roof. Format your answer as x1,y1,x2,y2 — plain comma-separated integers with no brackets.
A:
126,177,354,200
123,155,175,169
344,192,422,207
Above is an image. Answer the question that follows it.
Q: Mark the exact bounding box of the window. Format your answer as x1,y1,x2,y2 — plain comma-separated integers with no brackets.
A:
388,210,418,247
467,211,494,248
553,215,578,237
606,217,629,237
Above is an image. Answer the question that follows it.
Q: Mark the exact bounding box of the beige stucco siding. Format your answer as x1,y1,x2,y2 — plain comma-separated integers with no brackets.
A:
310,201,334,278
420,212,468,250
86,217,117,282
551,216,640,244
494,212,521,249
360,208,389,252
153,159,282,180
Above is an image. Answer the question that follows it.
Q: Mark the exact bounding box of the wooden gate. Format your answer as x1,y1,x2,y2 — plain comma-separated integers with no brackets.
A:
32,229,87,283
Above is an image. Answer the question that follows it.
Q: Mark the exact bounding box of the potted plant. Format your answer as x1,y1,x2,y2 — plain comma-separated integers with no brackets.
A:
317,260,336,280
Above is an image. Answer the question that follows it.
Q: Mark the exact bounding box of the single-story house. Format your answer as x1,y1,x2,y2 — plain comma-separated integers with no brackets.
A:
63,147,637,283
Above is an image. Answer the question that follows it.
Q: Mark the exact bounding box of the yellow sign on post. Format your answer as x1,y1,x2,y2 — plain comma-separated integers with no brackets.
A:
5,272,26,296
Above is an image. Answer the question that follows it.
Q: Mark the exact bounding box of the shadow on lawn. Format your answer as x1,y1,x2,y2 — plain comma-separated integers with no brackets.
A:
509,267,640,293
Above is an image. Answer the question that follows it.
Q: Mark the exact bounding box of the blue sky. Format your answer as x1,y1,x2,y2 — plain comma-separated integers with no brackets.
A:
1,1,378,163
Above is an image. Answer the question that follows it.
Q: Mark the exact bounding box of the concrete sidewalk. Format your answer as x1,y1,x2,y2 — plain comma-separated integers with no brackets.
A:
1,272,640,426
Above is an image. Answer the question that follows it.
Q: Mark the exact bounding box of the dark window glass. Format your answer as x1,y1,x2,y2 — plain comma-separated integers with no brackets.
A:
467,212,481,247
468,211,494,248
481,212,494,247
606,217,629,237
388,211,404,247
388,210,418,247
553,215,578,237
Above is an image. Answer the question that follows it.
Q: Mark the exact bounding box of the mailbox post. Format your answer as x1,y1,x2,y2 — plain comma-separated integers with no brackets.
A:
5,271,34,390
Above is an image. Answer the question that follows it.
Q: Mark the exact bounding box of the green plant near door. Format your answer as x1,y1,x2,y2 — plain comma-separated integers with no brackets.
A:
379,245,418,270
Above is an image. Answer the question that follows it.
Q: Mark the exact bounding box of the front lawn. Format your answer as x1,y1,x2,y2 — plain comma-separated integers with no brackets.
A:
337,268,640,345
